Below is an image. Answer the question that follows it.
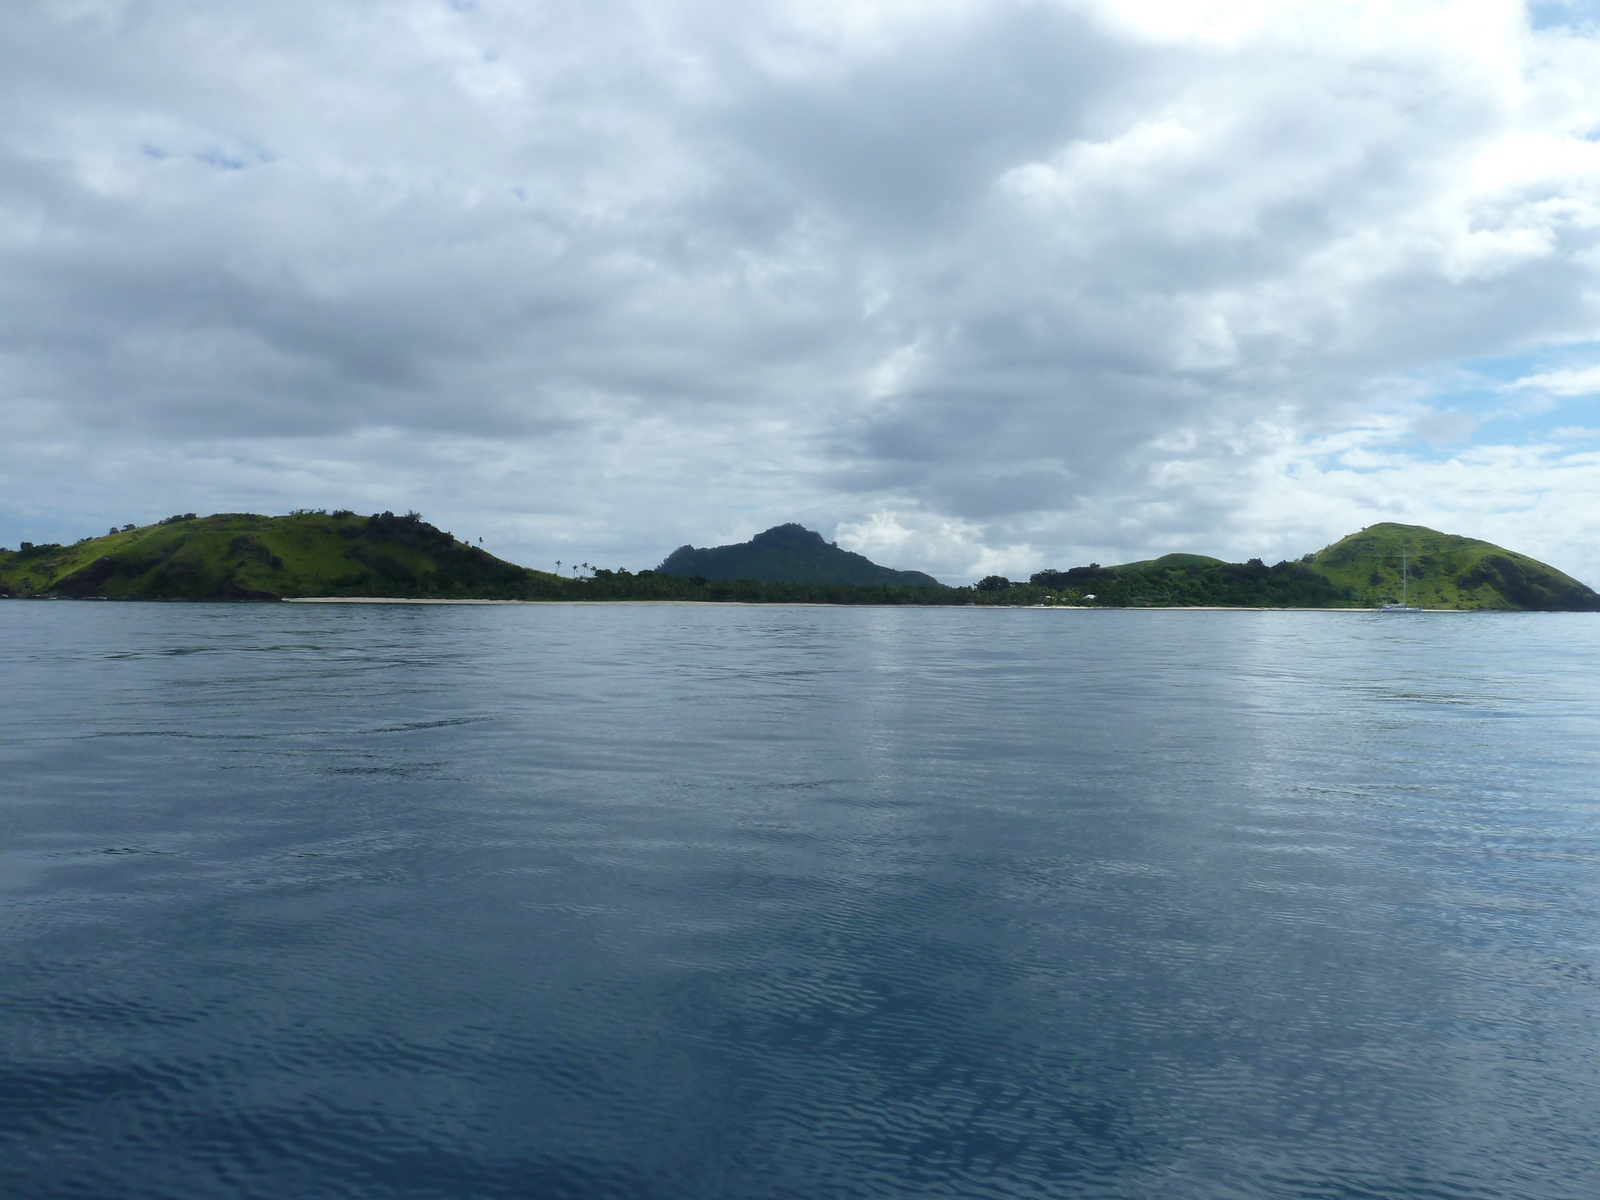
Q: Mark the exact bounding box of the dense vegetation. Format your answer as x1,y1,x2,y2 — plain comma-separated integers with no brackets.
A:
657,524,940,587
1013,557,1359,608
2,515,1595,610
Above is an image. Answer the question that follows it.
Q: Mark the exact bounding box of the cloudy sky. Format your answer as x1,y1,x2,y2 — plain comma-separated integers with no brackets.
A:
4,0,1600,584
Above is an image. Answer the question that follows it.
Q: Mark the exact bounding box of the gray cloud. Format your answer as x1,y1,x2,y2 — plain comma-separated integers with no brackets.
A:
3,0,1600,583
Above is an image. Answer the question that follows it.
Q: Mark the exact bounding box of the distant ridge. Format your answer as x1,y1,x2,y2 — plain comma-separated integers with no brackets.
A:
2,513,1593,609
657,524,941,587
1108,552,1226,573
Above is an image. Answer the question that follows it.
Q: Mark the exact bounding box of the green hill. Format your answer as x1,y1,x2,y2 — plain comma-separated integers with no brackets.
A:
656,524,941,587
1109,552,1226,573
1018,522,1598,610
1305,522,1598,611
0,511,548,601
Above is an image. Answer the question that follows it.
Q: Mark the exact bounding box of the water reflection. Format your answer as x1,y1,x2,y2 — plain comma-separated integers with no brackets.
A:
2,604,1599,1199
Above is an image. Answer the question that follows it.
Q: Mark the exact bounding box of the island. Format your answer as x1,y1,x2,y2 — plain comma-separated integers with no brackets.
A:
659,523,940,587
1,513,1595,610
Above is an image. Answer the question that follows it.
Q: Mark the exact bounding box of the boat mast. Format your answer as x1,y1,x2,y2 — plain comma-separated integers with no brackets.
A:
1401,545,1408,608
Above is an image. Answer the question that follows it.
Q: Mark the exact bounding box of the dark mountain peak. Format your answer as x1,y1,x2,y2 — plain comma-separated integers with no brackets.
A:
750,523,829,548
657,524,940,588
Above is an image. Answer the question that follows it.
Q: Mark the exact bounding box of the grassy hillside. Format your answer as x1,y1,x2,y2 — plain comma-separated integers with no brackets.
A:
1307,522,1598,611
0,511,549,600
657,523,941,587
1015,522,1598,609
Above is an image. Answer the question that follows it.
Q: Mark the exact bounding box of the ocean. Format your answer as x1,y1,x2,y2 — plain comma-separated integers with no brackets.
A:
3,601,1599,1198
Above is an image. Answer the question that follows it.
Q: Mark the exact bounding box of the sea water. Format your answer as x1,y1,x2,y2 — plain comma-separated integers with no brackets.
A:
3,602,1599,1199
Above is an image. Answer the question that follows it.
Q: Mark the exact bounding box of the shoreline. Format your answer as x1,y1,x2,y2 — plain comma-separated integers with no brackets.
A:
279,597,1482,611
0,596,1518,611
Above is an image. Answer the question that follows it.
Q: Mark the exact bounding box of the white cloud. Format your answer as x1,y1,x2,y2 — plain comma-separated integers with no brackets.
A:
834,508,1030,581
2,0,1600,585
1508,363,1600,395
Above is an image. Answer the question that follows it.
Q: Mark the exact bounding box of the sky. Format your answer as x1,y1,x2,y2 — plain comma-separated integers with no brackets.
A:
4,0,1600,585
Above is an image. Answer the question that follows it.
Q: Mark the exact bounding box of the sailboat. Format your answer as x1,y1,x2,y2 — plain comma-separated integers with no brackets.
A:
1378,545,1423,612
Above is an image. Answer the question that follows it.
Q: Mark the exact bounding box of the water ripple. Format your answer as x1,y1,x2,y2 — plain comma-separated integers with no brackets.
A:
2,605,1599,1198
